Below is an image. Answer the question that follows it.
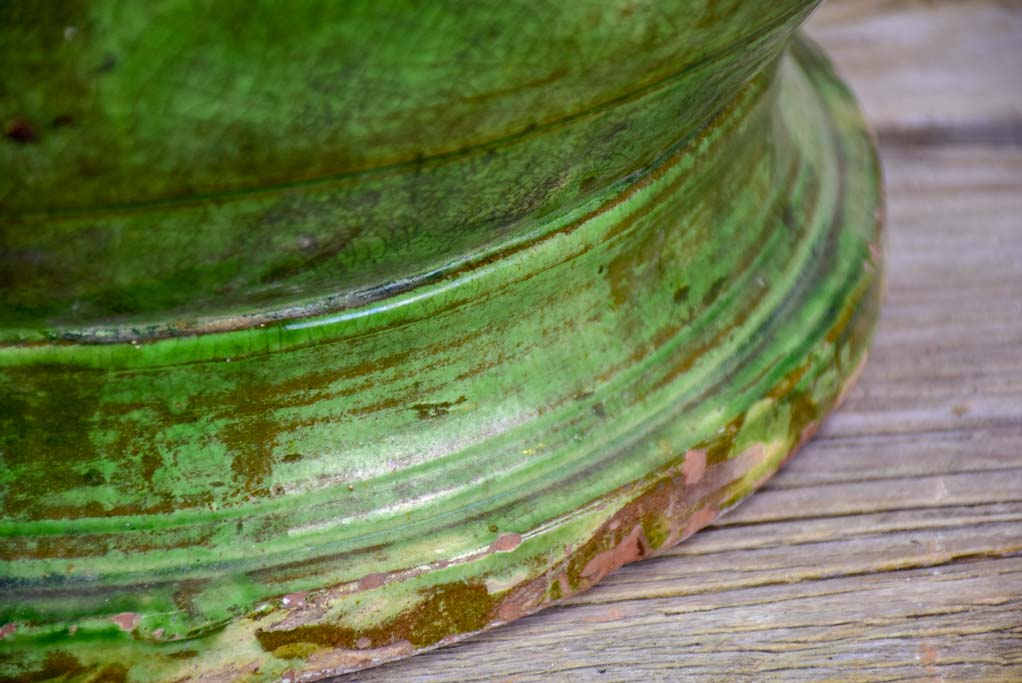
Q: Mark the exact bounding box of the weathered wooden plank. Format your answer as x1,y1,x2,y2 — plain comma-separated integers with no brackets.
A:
347,560,1022,682
807,1,1022,141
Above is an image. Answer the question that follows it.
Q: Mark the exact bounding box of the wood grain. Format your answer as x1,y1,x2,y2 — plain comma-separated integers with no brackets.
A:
336,2,1022,680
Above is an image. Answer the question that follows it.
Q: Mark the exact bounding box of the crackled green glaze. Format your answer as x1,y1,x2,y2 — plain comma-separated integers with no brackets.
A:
1,1,881,680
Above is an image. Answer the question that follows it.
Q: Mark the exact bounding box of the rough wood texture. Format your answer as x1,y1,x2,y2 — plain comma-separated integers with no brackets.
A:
338,2,1022,680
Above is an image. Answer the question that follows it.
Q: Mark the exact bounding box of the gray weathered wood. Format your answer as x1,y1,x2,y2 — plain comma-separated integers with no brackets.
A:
336,2,1022,680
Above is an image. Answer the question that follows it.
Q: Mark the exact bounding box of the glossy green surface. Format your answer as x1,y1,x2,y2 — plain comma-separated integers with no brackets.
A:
0,2,882,680
1,0,816,340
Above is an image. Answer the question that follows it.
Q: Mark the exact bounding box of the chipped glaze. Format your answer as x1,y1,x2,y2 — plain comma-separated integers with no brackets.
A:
1,2,881,680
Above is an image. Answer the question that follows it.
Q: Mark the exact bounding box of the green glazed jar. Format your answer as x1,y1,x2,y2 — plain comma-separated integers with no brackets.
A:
0,1,882,679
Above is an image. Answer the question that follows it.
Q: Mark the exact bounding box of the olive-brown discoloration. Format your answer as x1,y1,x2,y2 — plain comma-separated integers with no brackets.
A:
0,652,85,683
257,580,498,653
